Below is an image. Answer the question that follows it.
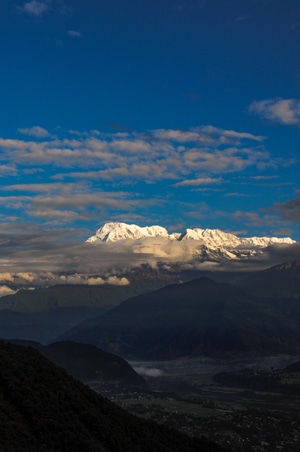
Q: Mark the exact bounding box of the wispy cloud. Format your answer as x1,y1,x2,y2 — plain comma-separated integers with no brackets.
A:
235,14,251,23
223,192,249,198
17,0,70,18
249,98,300,125
0,124,288,228
0,165,17,177
174,177,223,187
0,190,143,225
67,30,82,38
233,210,263,227
273,194,300,222
18,126,50,138
173,1,206,12
196,125,264,142
0,126,269,180
251,175,278,181
153,126,264,144
19,1,51,17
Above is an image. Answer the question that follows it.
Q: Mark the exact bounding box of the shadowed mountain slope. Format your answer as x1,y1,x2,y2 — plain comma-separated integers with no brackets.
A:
8,339,145,387
62,277,300,360
0,340,224,452
241,259,300,298
0,270,182,342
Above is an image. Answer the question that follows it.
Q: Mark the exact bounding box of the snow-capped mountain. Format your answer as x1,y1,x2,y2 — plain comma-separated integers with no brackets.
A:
87,222,169,243
86,222,297,265
0,222,297,294
87,222,295,248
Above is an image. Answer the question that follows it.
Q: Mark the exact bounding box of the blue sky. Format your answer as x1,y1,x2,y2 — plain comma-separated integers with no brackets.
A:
1,0,300,248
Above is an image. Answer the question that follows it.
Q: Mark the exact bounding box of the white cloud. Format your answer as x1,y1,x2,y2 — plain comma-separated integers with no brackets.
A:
0,270,129,288
174,177,223,187
0,126,269,180
196,125,264,142
0,164,17,177
67,30,82,38
0,286,17,297
18,126,50,138
88,276,129,286
18,1,70,18
235,14,251,23
152,128,212,143
153,126,264,143
2,182,81,194
0,125,273,227
20,1,50,17
249,98,300,125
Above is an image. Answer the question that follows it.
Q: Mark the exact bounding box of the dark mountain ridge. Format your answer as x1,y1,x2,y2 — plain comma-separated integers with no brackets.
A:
0,340,223,451
7,339,145,387
1,260,300,356
0,270,182,343
240,259,300,298
62,276,300,360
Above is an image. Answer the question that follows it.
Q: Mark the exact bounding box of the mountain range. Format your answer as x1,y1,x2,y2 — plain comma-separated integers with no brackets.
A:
0,222,297,294
0,221,299,354
87,222,295,247
86,221,296,264
0,270,182,342
62,264,300,360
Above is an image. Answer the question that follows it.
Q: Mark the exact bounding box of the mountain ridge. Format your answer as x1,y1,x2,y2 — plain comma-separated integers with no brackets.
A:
87,221,295,248
62,276,300,360
0,340,223,451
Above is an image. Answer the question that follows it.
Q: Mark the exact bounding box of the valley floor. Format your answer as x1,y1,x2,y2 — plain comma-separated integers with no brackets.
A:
90,355,300,452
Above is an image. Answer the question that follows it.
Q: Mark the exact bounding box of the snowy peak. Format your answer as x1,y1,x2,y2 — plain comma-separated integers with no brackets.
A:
178,228,295,248
87,222,295,248
178,228,241,247
86,222,169,243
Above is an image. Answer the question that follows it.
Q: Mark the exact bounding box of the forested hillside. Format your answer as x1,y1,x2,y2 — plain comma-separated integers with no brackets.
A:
0,341,225,451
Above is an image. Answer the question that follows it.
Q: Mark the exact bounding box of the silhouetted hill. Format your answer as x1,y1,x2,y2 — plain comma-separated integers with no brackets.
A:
62,277,300,359
0,271,182,342
0,307,101,343
0,284,128,313
0,340,224,451
285,361,300,372
44,341,146,386
8,339,145,387
0,270,183,314
241,259,300,298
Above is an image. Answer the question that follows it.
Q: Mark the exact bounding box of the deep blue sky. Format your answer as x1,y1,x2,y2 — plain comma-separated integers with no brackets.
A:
1,0,300,243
